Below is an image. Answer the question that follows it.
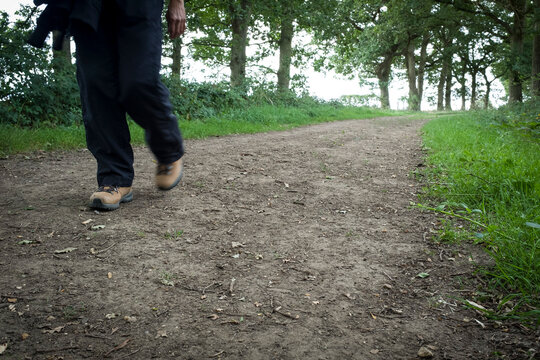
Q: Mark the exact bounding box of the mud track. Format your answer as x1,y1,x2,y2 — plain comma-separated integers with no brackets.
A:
0,116,537,359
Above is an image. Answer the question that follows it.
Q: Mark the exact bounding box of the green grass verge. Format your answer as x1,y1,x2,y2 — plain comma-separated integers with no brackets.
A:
420,111,539,324
0,105,407,155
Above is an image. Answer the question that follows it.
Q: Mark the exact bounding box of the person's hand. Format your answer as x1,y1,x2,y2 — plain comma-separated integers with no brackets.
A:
166,0,186,39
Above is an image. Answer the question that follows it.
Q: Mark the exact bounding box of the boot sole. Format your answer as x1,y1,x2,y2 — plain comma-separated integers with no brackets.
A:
89,192,133,211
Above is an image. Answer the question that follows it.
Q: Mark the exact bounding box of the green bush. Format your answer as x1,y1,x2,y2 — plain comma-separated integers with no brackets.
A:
0,9,81,127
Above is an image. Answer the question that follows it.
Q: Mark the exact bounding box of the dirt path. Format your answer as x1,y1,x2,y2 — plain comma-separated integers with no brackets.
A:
0,116,537,359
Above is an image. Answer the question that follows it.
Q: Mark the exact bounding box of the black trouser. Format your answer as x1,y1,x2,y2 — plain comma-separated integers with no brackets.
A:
73,0,184,187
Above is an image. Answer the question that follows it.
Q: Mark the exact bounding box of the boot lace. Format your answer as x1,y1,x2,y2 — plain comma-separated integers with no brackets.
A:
98,185,118,194
157,164,172,175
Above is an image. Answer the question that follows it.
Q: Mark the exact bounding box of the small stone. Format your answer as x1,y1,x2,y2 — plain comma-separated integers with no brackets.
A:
418,346,434,358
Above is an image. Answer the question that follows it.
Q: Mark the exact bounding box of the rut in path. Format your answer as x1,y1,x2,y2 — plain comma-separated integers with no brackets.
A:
0,116,536,359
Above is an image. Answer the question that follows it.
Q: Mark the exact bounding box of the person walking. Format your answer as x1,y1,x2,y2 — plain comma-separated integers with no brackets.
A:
76,0,186,210
29,0,187,210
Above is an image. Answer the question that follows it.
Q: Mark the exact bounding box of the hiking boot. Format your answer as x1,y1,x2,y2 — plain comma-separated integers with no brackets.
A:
89,186,133,210
155,158,184,191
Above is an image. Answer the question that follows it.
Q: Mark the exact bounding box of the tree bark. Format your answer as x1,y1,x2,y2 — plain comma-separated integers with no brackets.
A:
277,12,294,93
508,0,526,103
437,60,448,111
229,0,251,89
416,34,430,109
532,0,540,97
405,39,420,111
171,38,182,79
445,66,452,111
482,70,491,109
470,66,478,109
375,53,394,109
52,30,71,74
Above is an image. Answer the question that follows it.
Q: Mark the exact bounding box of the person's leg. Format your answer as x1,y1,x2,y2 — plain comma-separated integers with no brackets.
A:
115,0,184,166
73,5,135,188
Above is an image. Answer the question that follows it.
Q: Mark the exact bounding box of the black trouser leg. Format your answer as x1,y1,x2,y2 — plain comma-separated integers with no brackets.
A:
115,4,184,165
74,9,134,187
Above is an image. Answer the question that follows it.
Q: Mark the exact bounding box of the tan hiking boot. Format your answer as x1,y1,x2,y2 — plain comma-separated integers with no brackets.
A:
155,158,184,191
89,186,133,210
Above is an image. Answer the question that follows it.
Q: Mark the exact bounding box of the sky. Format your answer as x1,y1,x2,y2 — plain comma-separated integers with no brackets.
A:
2,1,505,110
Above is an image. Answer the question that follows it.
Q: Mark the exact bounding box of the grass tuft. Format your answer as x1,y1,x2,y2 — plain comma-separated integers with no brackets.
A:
420,109,539,324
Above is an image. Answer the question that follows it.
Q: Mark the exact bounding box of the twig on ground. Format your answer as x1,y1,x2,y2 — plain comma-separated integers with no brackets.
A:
116,348,141,359
35,346,79,353
104,338,130,357
383,271,394,282
84,333,111,340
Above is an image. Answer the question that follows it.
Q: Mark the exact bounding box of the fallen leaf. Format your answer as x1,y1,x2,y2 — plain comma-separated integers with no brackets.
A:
156,330,167,338
370,313,377,320
465,300,487,311
82,219,93,225
417,272,430,278
7,298,17,303
42,325,65,334
124,316,137,323
0,343,7,354
54,247,77,254
21,333,29,340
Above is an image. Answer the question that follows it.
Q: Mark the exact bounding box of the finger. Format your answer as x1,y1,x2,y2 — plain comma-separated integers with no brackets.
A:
168,21,175,38
179,19,186,35
172,21,180,38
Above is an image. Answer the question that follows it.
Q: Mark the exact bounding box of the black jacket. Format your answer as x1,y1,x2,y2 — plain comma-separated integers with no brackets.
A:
27,0,102,50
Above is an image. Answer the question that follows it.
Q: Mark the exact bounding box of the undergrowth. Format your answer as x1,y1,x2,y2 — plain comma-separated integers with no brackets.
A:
419,103,540,325
0,104,403,155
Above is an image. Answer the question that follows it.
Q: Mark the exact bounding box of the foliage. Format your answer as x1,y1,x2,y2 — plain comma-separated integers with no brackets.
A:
0,8,80,127
420,104,540,322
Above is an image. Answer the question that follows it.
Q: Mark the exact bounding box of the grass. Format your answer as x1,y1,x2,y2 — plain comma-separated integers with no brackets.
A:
420,110,539,324
0,105,407,155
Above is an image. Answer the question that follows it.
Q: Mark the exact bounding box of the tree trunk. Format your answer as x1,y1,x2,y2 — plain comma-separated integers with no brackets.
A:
277,13,294,93
532,0,540,97
470,67,478,109
437,60,448,111
508,0,526,103
416,34,429,110
445,67,452,111
52,30,71,73
375,52,394,109
482,71,491,109
405,40,420,111
171,38,182,79
230,0,251,89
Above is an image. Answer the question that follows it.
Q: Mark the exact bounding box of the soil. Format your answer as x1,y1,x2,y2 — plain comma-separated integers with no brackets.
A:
0,116,538,360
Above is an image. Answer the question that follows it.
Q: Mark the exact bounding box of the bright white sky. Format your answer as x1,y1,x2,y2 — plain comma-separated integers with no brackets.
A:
2,1,504,110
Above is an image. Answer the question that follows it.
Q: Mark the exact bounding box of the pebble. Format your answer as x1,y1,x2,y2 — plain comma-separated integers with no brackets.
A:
418,346,434,358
